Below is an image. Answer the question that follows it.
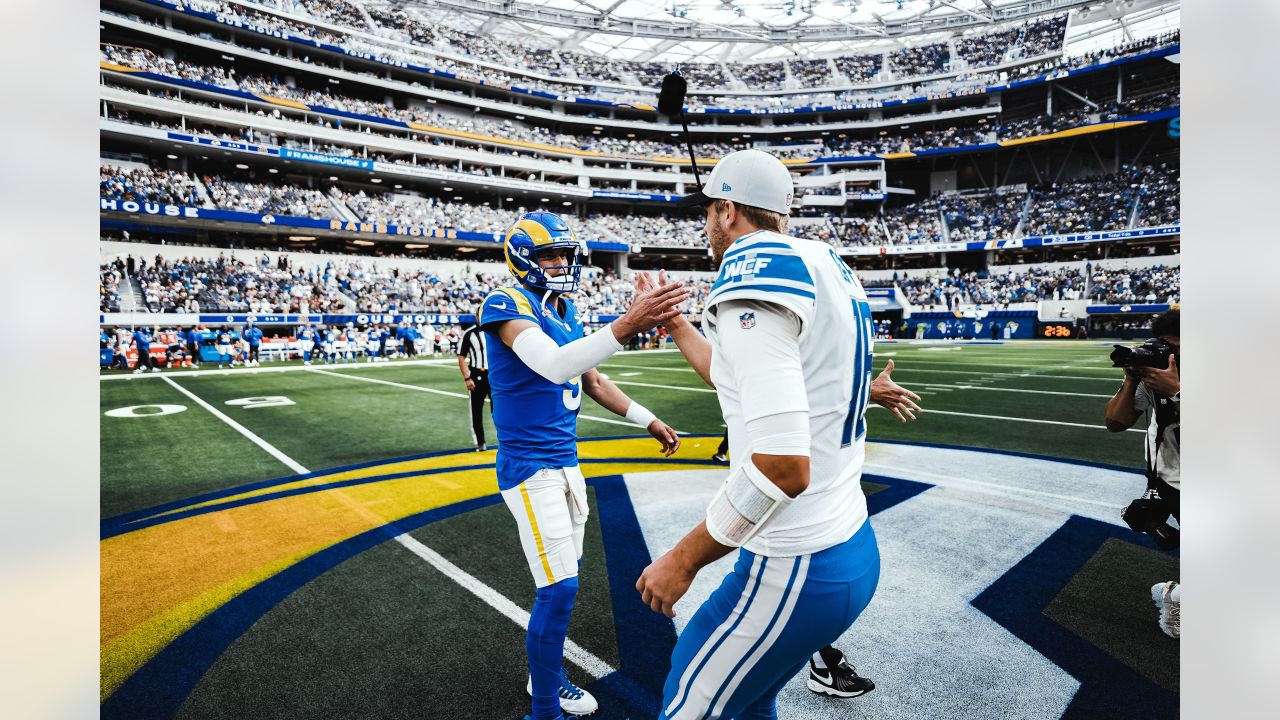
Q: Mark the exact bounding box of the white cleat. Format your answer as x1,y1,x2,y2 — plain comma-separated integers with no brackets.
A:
527,669,597,717
1151,581,1180,639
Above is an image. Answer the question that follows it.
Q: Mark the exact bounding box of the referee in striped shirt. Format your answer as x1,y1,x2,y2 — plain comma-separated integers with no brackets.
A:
457,312,491,451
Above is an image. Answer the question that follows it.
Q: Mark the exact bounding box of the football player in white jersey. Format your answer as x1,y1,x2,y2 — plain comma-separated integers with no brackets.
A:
635,149,918,720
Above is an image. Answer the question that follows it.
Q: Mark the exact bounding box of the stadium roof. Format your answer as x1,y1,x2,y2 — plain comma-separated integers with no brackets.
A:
395,0,1179,64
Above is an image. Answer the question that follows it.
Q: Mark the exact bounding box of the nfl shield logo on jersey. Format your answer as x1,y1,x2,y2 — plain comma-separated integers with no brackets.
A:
739,311,756,329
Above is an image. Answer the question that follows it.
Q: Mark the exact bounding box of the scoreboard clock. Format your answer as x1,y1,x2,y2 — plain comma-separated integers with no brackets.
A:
1039,321,1074,338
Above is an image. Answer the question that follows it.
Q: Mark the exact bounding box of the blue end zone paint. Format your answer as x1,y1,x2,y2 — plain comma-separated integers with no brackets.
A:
867,438,1144,475
101,494,503,720
862,473,933,515
585,474,677,719
971,515,1177,720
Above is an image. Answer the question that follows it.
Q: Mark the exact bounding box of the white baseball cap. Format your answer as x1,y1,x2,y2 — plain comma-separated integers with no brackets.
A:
675,149,794,215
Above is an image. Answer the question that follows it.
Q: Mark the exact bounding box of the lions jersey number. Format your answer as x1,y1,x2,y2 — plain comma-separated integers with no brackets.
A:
562,375,582,411
842,298,875,447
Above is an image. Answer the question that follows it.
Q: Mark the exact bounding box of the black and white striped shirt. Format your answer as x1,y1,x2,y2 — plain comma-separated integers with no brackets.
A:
458,325,488,371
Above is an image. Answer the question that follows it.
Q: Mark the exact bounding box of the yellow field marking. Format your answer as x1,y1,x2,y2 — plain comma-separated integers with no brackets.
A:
101,467,497,696
132,450,499,522
101,438,714,696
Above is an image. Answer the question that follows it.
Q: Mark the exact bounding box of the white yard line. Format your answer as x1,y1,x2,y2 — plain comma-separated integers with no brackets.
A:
101,358,457,381
864,461,1125,511
161,376,308,474
308,367,468,398
161,376,617,679
870,405,1144,432
395,534,615,679
918,384,1113,398
612,380,716,394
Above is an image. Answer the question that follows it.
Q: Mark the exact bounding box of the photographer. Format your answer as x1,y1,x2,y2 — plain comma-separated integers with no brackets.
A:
1104,309,1180,639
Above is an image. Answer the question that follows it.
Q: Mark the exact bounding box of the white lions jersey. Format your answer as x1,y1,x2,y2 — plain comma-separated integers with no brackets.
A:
703,230,875,557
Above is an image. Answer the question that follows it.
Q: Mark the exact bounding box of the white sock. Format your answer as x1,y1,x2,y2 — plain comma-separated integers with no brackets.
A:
1171,584,1181,603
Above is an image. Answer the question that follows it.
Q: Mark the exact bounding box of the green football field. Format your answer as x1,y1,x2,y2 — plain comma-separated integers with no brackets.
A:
100,341,1166,720
100,340,1140,518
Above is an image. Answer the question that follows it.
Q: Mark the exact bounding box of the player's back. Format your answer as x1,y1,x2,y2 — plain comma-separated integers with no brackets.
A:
479,285,586,489
705,231,872,557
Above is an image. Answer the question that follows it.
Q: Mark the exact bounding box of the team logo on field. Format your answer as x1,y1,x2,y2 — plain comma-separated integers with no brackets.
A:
739,312,756,329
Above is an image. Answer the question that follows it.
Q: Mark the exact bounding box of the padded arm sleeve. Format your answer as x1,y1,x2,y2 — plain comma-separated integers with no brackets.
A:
512,325,623,386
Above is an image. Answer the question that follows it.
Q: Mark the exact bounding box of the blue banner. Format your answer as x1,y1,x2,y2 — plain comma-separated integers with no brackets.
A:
279,148,373,170
591,190,679,202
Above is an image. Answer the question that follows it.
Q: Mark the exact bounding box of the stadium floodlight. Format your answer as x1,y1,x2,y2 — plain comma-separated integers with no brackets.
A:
268,168,279,173
443,186,453,191
166,154,178,159
371,178,382,183
329,176,339,181
235,163,249,169
289,236,316,241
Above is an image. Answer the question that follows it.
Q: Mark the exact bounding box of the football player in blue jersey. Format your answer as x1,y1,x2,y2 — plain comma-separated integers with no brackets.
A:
298,325,317,365
242,322,264,367
479,211,688,720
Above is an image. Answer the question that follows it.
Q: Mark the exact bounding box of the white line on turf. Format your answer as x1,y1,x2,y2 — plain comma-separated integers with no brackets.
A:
864,461,1124,511
612,380,716,394
162,376,617,679
160,377,308,474
308,367,467,398
869,405,1145,432
394,534,615,679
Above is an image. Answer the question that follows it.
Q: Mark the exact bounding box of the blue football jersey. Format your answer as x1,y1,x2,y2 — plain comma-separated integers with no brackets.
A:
480,285,585,490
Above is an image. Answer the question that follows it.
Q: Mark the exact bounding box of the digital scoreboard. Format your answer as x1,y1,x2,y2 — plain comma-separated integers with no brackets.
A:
1039,321,1075,338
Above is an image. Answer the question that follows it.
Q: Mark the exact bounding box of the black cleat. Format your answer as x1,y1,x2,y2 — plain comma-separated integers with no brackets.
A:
807,656,875,698
711,452,727,463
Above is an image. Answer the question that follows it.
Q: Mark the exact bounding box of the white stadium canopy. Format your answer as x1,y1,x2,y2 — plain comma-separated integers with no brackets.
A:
385,0,1179,64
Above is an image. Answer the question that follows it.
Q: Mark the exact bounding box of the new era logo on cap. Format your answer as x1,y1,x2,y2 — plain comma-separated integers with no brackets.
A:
675,149,794,215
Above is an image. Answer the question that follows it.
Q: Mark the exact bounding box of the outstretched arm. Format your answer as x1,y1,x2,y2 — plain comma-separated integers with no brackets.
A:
582,369,680,456
637,272,714,388
491,280,690,385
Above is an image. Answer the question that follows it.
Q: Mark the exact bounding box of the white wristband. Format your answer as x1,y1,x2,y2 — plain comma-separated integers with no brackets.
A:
625,401,658,429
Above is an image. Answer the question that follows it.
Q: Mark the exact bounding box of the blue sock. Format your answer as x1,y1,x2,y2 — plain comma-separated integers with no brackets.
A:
528,577,578,720
303,350,311,362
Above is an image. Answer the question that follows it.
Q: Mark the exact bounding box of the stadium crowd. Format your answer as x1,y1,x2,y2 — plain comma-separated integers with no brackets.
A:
100,160,1180,251
1089,264,1180,304
125,1,1175,113
100,249,1176,319
101,40,1178,164
898,266,1088,309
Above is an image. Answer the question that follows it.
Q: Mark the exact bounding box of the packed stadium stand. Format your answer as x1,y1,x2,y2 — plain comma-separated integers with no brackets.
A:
100,0,1180,345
